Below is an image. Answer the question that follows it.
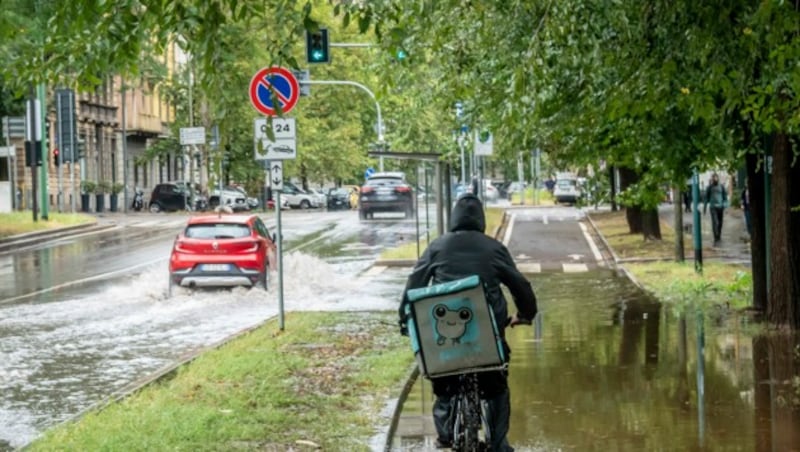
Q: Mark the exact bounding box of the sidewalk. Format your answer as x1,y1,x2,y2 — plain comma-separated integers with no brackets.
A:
658,203,751,263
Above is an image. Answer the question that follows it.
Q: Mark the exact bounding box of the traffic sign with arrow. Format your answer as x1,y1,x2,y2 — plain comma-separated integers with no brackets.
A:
270,161,283,190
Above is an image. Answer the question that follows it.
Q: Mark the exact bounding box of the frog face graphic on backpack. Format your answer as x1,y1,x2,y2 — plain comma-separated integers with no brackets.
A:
433,304,473,345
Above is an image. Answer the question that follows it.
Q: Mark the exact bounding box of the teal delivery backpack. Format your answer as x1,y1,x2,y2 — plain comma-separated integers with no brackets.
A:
404,275,506,378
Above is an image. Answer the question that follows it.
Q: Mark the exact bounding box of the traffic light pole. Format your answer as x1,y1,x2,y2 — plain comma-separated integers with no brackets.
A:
38,83,49,220
298,79,385,170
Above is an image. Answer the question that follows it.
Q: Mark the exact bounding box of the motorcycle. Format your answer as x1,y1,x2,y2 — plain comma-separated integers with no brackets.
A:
132,187,144,211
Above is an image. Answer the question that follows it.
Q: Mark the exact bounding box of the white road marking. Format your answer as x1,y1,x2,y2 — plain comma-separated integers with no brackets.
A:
579,222,603,262
517,263,542,273
562,263,589,273
543,215,548,225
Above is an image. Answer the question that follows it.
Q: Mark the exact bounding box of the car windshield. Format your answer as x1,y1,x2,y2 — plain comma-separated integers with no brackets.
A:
557,180,576,188
185,223,251,239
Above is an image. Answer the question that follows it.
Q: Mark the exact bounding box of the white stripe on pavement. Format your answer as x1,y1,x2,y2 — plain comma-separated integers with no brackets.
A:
517,263,542,273
562,263,589,273
579,222,603,262
503,213,516,246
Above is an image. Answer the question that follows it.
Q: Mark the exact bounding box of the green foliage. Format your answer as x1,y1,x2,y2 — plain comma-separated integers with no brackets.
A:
80,180,96,194
95,181,111,194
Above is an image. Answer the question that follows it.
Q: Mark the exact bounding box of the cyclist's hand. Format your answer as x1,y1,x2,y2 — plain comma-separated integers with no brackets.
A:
399,318,409,336
508,313,532,328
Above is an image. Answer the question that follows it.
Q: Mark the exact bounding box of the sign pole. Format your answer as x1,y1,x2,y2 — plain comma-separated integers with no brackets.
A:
38,83,48,220
277,189,284,331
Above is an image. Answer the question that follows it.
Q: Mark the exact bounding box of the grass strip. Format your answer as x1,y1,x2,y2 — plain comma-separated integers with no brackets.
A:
378,207,505,261
29,311,413,451
589,210,753,311
0,212,95,238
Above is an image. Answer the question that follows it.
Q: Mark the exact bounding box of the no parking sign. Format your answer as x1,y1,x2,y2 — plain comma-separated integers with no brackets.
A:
249,66,300,116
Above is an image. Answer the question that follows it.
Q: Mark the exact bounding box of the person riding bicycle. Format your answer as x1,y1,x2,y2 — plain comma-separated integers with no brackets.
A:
399,193,538,451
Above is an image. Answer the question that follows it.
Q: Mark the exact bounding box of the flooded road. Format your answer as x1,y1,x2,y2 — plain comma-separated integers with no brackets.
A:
393,270,800,451
0,209,425,450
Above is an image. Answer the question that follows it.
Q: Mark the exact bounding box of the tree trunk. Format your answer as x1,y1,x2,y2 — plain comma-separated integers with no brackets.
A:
767,133,800,328
752,334,800,450
673,187,684,262
641,208,662,240
618,167,642,233
746,152,767,313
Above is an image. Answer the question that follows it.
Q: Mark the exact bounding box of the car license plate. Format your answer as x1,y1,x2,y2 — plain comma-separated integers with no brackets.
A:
201,264,229,272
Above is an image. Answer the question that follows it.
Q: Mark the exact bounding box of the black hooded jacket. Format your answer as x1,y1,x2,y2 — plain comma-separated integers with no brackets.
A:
400,194,537,333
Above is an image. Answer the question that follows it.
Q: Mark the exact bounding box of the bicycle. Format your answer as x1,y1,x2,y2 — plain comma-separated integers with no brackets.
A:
449,315,531,452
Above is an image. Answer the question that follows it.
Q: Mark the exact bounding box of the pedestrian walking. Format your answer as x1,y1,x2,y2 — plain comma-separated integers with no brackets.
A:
703,173,728,246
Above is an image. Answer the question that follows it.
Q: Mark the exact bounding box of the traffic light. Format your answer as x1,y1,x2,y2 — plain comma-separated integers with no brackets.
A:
77,139,85,160
53,148,60,167
306,28,330,64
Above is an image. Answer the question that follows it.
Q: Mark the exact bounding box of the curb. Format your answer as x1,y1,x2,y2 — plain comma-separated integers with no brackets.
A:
584,213,622,270
0,222,116,254
33,315,279,450
381,364,421,452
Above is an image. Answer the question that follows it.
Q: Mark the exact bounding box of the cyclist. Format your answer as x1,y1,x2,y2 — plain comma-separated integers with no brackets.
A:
399,193,537,451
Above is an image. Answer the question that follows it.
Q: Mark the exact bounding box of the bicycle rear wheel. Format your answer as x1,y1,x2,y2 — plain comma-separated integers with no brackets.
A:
452,375,484,452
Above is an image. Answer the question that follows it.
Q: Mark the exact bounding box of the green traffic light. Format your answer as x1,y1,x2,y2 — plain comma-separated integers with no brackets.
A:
397,50,407,60
312,50,325,61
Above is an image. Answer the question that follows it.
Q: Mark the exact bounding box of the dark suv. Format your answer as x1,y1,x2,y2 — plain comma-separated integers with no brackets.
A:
149,183,208,213
359,172,414,220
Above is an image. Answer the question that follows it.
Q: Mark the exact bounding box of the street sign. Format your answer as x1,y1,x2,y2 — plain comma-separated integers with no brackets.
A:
270,161,283,190
180,127,206,145
249,66,300,116
254,117,297,160
292,69,311,96
364,167,375,180
474,130,493,156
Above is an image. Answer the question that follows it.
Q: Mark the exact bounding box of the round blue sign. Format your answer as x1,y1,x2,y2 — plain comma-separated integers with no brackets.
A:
365,167,376,179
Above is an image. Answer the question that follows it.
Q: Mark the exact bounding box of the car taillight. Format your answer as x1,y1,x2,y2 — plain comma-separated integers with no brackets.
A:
395,186,411,193
174,240,190,253
361,186,374,194
243,241,260,253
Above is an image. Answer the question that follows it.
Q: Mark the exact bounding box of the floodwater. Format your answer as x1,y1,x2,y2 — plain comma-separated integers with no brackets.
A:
0,212,417,450
392,271,800,451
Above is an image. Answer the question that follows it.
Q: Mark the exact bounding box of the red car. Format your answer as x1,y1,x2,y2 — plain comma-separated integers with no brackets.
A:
168,214,277,295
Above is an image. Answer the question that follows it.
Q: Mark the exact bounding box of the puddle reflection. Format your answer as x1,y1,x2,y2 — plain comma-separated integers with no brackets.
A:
393,272,800,451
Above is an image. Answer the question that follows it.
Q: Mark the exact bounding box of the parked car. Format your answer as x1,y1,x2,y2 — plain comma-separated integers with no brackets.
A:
553,177,582,204
359,172,414,219
149,182,208,213
209,186,250,211
267,197,291,210
326,187,351,210
278,183,318,209
305,187,328,208
168,214,277,295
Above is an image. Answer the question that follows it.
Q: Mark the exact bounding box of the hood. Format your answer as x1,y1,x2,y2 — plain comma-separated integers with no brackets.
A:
449,194,485,233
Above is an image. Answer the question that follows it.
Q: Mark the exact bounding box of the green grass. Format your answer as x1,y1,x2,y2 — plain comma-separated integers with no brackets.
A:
29,312,413,451
378,207,506,261
589,210,753,310
510,188,555,205
0,211,95,239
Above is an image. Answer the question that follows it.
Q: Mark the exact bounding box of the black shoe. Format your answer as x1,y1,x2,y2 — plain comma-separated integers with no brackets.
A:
435,438,453,449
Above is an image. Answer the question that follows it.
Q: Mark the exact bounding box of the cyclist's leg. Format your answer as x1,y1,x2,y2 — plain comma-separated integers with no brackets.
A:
479,370,513,451
432,376,458,446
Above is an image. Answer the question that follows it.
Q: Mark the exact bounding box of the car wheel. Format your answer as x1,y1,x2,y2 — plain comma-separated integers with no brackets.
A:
167,275,173,298
208,196,220,208
257,269,268,290
150,202,162,213
300,199,311,209
359,209,367,220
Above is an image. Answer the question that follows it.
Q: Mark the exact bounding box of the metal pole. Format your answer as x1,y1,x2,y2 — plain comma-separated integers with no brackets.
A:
415,163,421,258
459,134,466,185
122,84,128,213
56,90,63,212
277,190,285,331
38,83,48,220
533,148,541,205
424,163,430,243
692,168,703,274
70,89,76,213
435,161,444,237
695,311,706,447
300,80,384,169
26,92,39,222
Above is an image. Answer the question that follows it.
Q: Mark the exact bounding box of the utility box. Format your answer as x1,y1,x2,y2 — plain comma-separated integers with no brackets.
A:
404,275,506,378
